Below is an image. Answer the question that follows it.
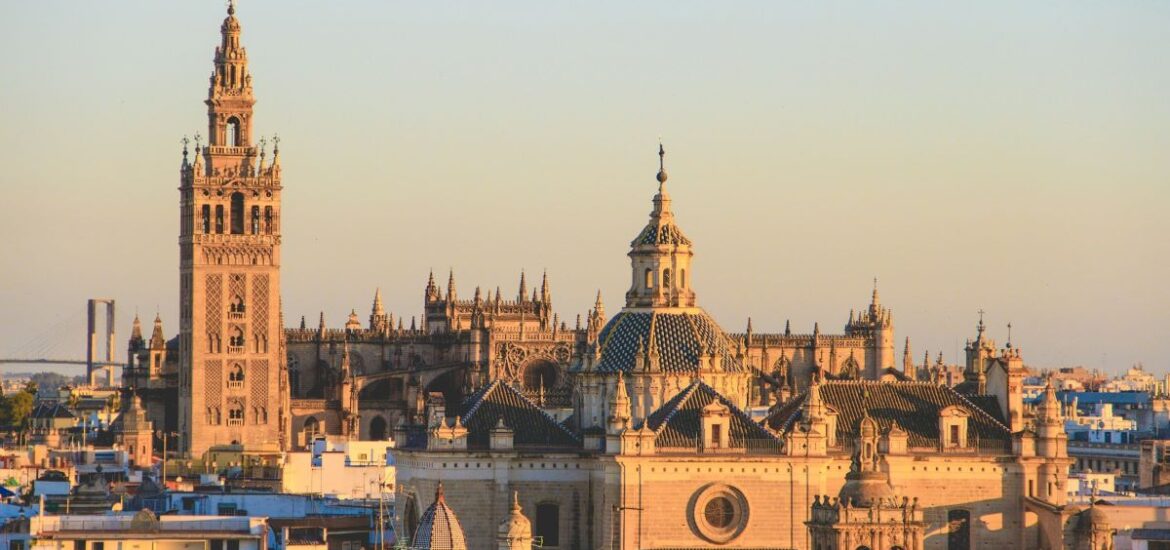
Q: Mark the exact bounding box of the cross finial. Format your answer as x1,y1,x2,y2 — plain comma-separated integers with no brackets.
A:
1006,322,1013,347
227,0,236,16
272,134,280,154
194,132,203,150
259,136,267,155
977,309,986,335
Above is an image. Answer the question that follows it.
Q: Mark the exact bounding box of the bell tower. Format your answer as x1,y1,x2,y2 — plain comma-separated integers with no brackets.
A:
179,1,288,456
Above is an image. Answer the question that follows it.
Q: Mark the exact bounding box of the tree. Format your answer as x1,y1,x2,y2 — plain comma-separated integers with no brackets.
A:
0,391,35,428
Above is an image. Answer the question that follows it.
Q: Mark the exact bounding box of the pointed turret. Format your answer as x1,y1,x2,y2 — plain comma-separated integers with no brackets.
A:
903,337,913,377
425,270,440,303
540,270,551,303
370,288,388,331
608,371,632,434
447,269,457,303
150,313,166,350
517,270,528,303
129,314,145,352
318,311,326,335
299,315,306,330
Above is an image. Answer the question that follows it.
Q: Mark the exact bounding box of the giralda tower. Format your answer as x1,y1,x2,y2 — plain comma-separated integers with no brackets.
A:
179,2,288,455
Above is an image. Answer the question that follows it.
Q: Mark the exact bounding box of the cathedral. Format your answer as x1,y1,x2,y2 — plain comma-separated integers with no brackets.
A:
122,4,1101,549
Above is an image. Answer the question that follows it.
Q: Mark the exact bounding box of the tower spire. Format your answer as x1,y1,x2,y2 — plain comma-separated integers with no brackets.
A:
625,142,695,309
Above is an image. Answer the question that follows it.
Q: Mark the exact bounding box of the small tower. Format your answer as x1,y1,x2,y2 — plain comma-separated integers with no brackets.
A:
625,144,696,309
369,288,388,332
115,392,155,468
496,491,533,550
148,314,167,377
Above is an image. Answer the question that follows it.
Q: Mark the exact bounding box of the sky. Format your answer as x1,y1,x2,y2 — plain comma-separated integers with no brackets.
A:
1,1,1168,373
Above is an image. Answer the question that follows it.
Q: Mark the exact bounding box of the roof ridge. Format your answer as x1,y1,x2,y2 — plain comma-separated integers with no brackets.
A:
650,381,701,434
461,380,501,422
493,380,582,442
945,386,1012,433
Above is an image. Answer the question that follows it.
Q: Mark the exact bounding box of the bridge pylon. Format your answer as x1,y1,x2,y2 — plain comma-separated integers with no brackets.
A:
87,299,117,387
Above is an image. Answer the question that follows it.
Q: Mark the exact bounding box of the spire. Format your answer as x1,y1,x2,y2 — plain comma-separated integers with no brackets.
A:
903,336,913,376
447,269,457,303
299,315,306,330
205,0,255,164
150,313,166,350
130,313,144,341
318,311,326,332
594,290,605,319
517,270,528,303
785,319,791,336
656,141,669,190
871,277,880,308
435,481,446,504
425,270,439,302
372,288,385,316
540,270,551,302
1006,322,1013,349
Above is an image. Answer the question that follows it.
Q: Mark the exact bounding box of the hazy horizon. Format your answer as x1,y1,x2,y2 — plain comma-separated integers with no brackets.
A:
2,1,1167,373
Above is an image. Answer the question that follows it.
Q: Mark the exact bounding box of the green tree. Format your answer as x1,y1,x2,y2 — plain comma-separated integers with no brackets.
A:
0,391,35,428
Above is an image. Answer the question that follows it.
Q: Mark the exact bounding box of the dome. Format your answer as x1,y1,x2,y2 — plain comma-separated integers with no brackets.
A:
593,310,744,374
412,483,468,550
497,492,532,546
838,470,893,507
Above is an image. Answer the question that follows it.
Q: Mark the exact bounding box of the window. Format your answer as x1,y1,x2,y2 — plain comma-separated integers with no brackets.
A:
228,405,244,426
229,327,245,350
230,193,245,234
226,117,240,147
644,268,653,289
950,425,960,446
250,206,260,234
710,424,722,449
227,540,240,550
201,205,211,234
264,206,273,234
93,543,104,550
947,509,970,550
704,497,734,529
662,268,671,290
215,205,224,233
228,364,245,388
535,503,560,547
680,269,686,288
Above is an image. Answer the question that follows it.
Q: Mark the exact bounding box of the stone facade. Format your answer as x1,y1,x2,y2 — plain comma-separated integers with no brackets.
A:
176,3,288,456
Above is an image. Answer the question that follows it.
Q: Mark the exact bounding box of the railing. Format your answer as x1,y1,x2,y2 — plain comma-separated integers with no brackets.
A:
46,517,253,533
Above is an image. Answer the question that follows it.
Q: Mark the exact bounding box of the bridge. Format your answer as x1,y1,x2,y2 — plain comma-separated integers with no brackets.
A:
0,299,124,384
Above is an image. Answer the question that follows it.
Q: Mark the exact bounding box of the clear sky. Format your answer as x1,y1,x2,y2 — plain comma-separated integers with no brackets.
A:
1,1,1167,372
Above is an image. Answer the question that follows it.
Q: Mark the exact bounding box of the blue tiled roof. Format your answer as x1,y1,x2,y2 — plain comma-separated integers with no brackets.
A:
594,310,744,374
642,381,780,453
633,222,691,247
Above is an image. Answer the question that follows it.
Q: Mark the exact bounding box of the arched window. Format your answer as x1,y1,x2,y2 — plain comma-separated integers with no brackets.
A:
535,503,560,547
947,509,971,550
230,193,245,234
250,206,260,234
229,294,246,316
215,205,224,233
264,206,273,234
228,363,245,388
662,268,672,290
229,327,245,350
201,205,211,234
227,403,244,426
680,269,686,288
226,117,240,147
368,416,387,441
644,268,653,289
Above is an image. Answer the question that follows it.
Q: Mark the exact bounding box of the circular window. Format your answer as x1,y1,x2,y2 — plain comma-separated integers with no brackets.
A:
704,497,735,529
689,484,748,544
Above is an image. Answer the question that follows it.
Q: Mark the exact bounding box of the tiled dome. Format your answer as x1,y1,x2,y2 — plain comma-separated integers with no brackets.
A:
412,483,468,550
594,310,744,374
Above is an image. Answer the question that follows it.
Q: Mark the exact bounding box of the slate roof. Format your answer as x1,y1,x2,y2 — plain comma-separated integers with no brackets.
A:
642,381,781,453
593,310,744,374
765,381,1012,449
456,381,580,450
32,403,77,420
633,220,692,247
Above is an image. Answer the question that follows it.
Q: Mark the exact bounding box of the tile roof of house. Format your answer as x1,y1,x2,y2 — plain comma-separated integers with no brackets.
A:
765,381,1012,449
641,381,780,453
593,310,744,374
32,403,77,420
457,381,580,450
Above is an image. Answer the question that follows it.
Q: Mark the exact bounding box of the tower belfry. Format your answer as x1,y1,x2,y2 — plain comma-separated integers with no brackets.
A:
179,1,288,455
